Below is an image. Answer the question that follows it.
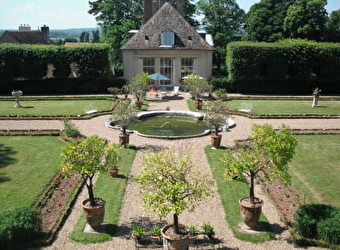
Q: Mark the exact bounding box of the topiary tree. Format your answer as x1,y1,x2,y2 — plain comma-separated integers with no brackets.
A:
221,123,298,205
134,145,213,235
204,100,230,135
110,100,138,136
183,73,213,101
125,72,151,103
59,135,118,207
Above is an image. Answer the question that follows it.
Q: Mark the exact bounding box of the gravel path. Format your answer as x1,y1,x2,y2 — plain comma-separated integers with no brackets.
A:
4,93,338,250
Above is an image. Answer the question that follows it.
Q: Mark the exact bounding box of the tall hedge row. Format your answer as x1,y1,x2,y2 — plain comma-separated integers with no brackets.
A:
0,43,116,94
226,40,340,94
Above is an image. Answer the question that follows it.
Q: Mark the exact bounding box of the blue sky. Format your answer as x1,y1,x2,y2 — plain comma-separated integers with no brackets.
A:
0,0,339,30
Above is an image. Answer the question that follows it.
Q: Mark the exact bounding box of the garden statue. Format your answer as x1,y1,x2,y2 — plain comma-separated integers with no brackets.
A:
12,90,23,108
312,87,321,107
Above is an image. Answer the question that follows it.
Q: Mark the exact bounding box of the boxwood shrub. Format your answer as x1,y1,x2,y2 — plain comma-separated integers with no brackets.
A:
294,204,340,245
0,206,41,249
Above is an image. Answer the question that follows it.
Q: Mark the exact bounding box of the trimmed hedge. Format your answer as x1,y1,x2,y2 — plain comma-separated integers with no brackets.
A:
226,40,340,94
0,206,41,249
294,204,340,246
0,43,120,94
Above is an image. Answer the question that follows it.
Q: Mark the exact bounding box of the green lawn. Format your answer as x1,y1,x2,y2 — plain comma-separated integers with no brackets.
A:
291,135,340,207
0,136,65,211
0,100,113,116
227,100,340,115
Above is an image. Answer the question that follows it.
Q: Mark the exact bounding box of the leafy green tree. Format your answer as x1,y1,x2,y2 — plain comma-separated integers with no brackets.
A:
134,146,213,234
64,37,78,43
243,0,293,42
79,31,86,42
92,29,101,43
197,0,245,71
221,124,297,204
124,72,151,103
84,32,90,42
183,73,213,101
283,0,328,41
89,0,144,74
325,9,340,42
60,135,118,206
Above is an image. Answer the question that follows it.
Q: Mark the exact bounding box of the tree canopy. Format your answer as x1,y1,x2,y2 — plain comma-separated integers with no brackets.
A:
283,0,328,41
197,0,245,70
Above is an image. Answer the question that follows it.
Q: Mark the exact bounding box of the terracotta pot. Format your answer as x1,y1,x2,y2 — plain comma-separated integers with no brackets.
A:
239,197,264,230
136,101,143,109
161,224,190,250
81,198,106,230
119,133,130,147
194,100,202,110
211,134,222,149
108,167,119,177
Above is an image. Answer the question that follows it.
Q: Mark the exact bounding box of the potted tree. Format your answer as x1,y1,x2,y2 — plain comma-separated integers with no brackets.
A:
204,100,230,149
134,146,213,250
183,74,212,110
59,135,118,230
110,100,138,147
220,124,297,230
107,144,120,177
125,72,151,109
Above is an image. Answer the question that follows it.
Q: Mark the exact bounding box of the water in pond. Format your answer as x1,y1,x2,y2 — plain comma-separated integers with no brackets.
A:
130,116,210,136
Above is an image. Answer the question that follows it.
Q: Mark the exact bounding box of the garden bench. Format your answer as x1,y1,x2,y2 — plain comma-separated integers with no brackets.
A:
238,102,253,113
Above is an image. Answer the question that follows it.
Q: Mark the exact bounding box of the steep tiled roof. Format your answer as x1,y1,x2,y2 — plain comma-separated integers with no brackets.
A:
122,2,213,51
0,31,51,44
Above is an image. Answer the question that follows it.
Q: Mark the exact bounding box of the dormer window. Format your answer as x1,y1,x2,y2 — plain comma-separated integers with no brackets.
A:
161,30,175,46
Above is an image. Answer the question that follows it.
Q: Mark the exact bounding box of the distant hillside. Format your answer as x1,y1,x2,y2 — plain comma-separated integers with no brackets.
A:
50,28,101,39
0,28,101,40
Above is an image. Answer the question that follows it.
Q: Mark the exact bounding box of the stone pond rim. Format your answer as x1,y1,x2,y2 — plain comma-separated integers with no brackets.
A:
106,110,235,139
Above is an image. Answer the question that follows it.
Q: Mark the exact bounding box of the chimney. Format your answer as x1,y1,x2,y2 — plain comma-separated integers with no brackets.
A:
19,24,31,31
144,0,183,23
41,25,50,43
176,0,183,16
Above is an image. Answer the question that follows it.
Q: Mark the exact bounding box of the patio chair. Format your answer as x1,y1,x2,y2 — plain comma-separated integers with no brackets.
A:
148,86,159,99
159,87,167,99
172,86,180,96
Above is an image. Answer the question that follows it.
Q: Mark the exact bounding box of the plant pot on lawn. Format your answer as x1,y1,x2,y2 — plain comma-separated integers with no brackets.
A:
82,198,106,230
194,100,202,110
239,197,264,230
108,166,119,177
211,133,222,149
119,133,130,147
161,224,190,250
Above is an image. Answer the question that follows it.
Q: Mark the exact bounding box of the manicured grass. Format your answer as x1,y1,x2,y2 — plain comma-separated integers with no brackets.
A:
70,145,137,243
0,136,65,211
227,100,340,115
0,100,114,116
205,146,275,243
291,135,340,207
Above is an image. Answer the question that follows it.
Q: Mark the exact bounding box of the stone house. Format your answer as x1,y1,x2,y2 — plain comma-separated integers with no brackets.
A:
0,25,53,45
122,0,214,89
